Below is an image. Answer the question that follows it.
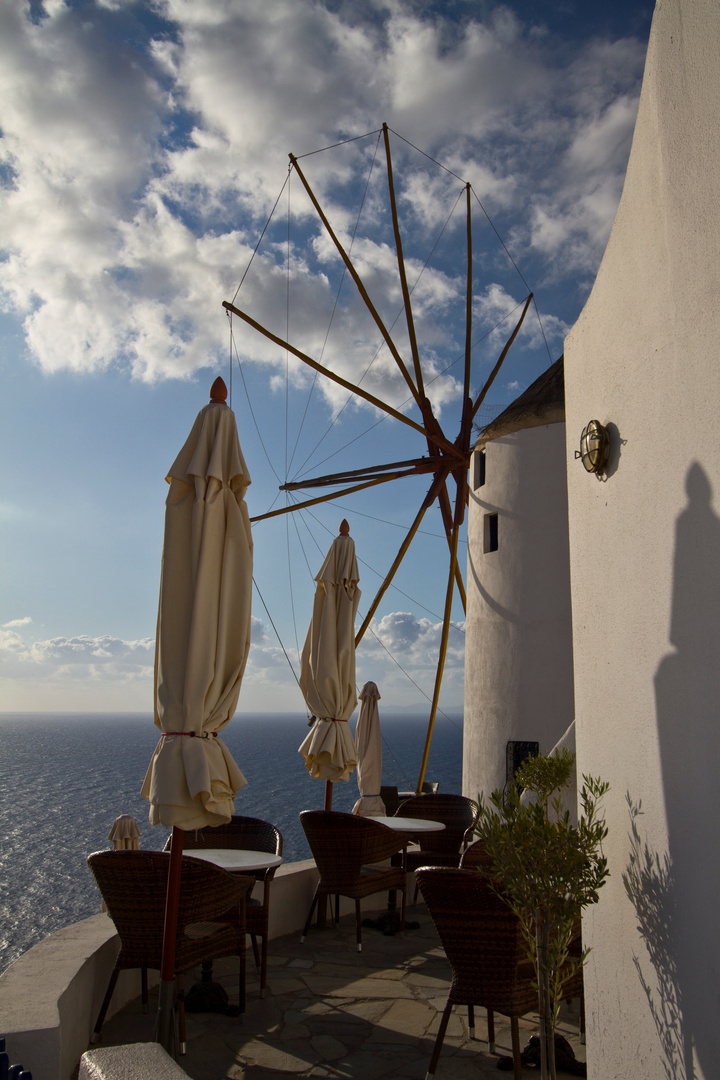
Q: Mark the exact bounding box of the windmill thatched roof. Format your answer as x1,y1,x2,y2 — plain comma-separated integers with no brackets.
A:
476,354,565,446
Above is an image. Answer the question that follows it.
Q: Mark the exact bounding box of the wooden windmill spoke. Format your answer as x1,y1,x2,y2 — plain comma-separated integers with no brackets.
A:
355,463,454,647
250,468,435,523
383,124,425,398
438,473,467,614
279,456,442,490
223,300,462,460
472,293,533,421
289,153,425,414
416,470,466,793
463,183,473,403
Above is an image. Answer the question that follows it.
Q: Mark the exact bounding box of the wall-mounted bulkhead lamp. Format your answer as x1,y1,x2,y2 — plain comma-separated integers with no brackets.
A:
575,419,610,477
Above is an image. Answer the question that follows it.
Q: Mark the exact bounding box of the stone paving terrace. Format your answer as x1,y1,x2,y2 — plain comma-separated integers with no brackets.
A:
98,903,586,1080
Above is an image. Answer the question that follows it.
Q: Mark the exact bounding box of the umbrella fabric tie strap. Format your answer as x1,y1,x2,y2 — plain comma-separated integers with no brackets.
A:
160,731,219,738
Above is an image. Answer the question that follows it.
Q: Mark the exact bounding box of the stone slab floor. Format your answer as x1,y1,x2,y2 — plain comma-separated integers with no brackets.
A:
97,907,586,1080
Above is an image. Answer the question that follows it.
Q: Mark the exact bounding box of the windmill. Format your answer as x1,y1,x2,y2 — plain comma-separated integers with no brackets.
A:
223,123,536,792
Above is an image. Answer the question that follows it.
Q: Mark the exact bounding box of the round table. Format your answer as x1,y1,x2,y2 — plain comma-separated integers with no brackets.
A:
184,849,283,873
371,815,445,834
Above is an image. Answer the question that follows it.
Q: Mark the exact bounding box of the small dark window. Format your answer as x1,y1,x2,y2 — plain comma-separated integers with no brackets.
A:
473,449,486,490
483,512,498,553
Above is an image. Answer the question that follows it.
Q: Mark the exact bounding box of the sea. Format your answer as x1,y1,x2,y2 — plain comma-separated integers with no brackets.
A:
0,711,463,975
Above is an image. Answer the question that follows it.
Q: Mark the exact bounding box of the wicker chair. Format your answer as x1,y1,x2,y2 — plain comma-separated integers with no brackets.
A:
394,793,477,900
165,815,283,996
88,849,254,1049
460,838,585,1048
300,810,408,951
379,785,400,816
417,867,584,1080
459,838,494,871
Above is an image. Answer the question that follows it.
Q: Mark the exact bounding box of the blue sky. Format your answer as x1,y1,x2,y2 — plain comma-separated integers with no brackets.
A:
0,0,654,714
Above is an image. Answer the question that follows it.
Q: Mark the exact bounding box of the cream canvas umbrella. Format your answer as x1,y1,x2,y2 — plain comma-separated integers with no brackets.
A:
352,681,386,817
140,377,252,1051
108,815,141,850
298,520,360,810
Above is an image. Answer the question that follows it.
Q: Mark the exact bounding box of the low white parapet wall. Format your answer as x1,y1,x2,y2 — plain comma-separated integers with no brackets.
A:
0,914,151,1080
79,1043,191,1080
0,858,396,1080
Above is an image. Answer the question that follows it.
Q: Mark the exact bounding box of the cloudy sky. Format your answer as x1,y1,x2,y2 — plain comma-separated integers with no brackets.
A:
0,0,654,716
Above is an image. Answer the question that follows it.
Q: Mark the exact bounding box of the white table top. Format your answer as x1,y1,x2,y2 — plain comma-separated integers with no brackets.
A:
372,815,445,833
185,849,283,873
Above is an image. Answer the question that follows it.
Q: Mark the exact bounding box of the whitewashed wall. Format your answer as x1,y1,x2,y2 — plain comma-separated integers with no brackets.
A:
564,1,720,1076
463,422,574,803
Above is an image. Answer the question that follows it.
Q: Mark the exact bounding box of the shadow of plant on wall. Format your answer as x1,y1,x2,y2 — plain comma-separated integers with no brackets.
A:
622,794,691,1080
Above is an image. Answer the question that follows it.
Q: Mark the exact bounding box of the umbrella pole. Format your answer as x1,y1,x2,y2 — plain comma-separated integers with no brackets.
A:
157,825,184,1054
324,780,333,811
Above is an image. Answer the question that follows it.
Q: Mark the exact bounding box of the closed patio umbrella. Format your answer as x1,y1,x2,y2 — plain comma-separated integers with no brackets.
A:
352,681,385,816
298,520,360,810
140,377,252,1051
108,815,140,850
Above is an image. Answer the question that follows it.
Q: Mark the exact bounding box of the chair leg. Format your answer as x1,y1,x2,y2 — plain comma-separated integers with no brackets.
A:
467,1004,475,1039
425,999,453,1080
91,967,120,1042
334,894,340,925
400,877,407,936
239,938,246,1014
259,932,268,998
487,1007,495,1053
301,885,320,942
250,933,261,969
141,966,149,1014
177,973,186,1056
355,899,362,952
510,1016,522,1080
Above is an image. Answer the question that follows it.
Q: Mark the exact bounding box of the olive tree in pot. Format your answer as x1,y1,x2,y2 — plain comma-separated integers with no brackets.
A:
472,749,609,1080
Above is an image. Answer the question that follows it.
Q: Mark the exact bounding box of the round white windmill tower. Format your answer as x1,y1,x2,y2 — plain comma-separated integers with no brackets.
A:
463,355,574,802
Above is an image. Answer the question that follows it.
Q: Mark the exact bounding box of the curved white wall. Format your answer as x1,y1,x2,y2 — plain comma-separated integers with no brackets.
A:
564,1,720,1076
463,422,574,803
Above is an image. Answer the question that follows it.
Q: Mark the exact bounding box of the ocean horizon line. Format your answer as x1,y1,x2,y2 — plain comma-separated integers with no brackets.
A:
0,707,464,721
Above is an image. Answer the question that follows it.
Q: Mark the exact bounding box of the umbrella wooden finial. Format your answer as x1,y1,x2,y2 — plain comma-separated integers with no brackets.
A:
210,376,228,404
339,519,350,536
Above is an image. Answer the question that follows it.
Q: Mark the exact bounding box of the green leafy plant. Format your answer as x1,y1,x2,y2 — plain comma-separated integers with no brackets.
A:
472,749,609,1080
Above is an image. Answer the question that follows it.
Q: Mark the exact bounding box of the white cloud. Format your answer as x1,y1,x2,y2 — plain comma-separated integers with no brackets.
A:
234,607,467,710
0,0,646,394
374,609,464,659
474,282,569,355
2,616,32,628
0,630,154,678
354,611,465,708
